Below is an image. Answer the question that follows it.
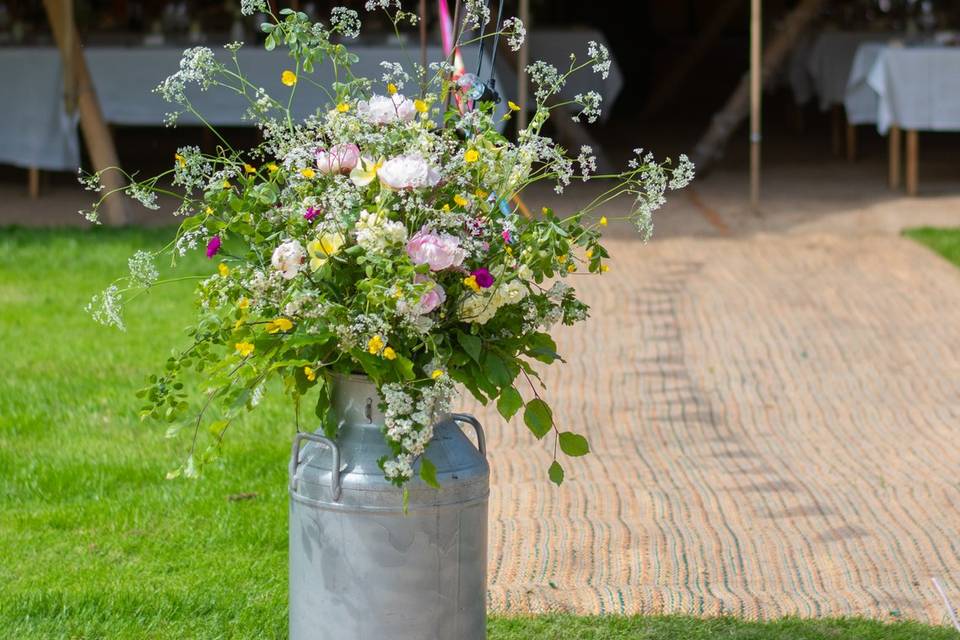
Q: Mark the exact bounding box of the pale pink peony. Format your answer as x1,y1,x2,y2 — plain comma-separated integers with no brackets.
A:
271,239,306,280
356,94,417,125
378,154,442,190
407,228,467,271
315,143,360,175
414,274,446,313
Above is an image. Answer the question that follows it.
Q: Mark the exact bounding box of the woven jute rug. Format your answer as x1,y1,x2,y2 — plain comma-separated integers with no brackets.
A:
467,233,960,624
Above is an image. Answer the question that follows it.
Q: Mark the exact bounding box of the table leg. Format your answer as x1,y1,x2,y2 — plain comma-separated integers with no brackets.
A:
831,105,843,156
888,126,901,190
845,122,857,162
28,167,40,199
906,129,919,197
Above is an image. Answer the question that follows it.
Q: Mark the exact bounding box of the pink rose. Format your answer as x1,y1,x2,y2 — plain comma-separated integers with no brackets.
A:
414,274,446,313
315,143,360,175
407,228,467,271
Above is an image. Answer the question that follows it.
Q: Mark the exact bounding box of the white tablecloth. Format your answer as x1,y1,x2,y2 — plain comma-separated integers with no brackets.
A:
0,43,502,171
843,42,887,125
866,46,960,134
793,31,896,110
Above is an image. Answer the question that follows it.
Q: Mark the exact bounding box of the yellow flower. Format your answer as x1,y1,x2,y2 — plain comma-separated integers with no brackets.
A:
463,275,481,293
599,216,608,226
300,167,316,179
508,100,521,112
349,156,383,188
243,163,256,174
222,180,232,189
474,188,488,199
233,318,244,331
453,194,469,208
281,70,297,86
567,264,576,273
541,207,549,215
382,346,397,360
265,317,294,334
464,149,480,163
600,264,610,273
367,334,385,355
307,232,346,270
175,153,186,168
238,297,250,310
266,162,279,173
431,369,445,379
235,341,254,357
386,83,398,95
585,248,593,259
218,263,230,277
505,246,513,255
441,204,451,213
304,366,316,382
205,206,213,215
336,102,350,113
557,254,567,264
414,99,428,113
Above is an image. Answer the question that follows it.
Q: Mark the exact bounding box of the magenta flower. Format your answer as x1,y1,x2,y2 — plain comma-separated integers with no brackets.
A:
471,268,494,289
502,230,512,244
304,206,320,222
205,235,221,259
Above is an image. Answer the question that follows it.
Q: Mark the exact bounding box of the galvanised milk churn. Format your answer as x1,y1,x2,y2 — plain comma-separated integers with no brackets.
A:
288,374,489,640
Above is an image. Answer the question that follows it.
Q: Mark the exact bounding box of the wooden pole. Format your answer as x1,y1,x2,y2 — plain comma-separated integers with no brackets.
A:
905,129,919,196
28,168,40,199
888,125,901,189
517,0,530,132
749,0,761,210
43,0,128,225
419,0,428,70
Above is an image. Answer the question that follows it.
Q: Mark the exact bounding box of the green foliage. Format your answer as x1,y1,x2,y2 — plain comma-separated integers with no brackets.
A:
523,399,553,439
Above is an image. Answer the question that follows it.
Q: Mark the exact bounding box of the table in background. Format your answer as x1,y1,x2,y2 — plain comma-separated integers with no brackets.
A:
865,45,960,195
0,43,503,174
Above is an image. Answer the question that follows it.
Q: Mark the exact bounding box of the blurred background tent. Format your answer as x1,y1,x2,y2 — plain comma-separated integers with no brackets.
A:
2,0,960,224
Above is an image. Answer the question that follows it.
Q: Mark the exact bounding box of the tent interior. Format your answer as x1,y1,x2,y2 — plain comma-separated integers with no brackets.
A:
2,0,960,227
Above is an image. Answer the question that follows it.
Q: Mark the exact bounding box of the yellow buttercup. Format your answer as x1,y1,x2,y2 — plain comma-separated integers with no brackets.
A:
308,232,346,270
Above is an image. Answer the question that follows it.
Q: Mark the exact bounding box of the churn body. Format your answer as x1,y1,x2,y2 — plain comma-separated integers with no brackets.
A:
288,374,489,640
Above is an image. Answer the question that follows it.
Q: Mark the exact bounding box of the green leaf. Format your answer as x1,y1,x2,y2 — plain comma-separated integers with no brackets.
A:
558,432,590,457
457,331,482,363
523,399,552,439
548,461,565,486
419,456,441,489
394,354,416,381
483,353,512,389
496,386,523,420
526,332,562,364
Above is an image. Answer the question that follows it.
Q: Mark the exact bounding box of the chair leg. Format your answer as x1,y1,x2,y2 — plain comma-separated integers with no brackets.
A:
845,122,857,162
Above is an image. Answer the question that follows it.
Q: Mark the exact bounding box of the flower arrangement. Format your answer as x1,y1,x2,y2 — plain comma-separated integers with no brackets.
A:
84,0,693,488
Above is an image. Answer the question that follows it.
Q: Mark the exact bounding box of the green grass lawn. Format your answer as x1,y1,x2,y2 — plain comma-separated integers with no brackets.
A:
1,227,956,639
905,227,960,267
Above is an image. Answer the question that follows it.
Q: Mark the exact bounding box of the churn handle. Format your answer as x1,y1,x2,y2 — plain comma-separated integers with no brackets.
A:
450,413,486,458
289,432,342,501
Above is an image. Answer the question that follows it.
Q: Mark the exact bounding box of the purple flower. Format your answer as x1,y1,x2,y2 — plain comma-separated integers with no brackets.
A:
471,268,494,289
406,228,467,271
304,206,320,222
205,235,221,259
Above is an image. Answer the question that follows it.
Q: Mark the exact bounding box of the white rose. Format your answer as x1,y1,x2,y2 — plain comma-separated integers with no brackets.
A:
271,239,306,280
378,154,442,190
357,94,417,125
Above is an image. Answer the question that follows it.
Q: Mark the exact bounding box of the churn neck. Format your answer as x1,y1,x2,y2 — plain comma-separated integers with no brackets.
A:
330,374,386,428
